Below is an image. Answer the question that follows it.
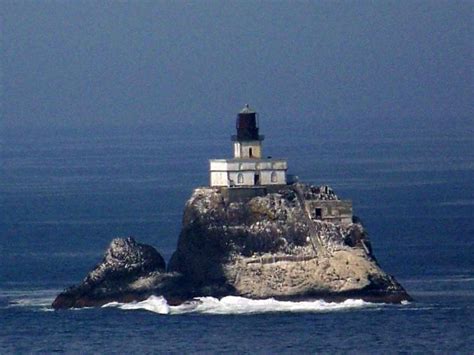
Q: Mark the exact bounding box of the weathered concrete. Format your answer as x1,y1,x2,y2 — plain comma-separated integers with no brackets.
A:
209,105,288,188
209,158,287,187
306,199,353,225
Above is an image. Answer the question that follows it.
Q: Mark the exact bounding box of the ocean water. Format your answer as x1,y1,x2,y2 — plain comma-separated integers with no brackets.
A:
1,120,473,353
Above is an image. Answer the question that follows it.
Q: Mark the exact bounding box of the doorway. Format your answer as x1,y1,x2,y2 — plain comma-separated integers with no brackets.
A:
254,173,260,185
315,208,322,219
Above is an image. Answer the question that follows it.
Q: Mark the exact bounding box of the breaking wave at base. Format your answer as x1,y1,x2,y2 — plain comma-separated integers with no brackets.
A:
103,295,378,315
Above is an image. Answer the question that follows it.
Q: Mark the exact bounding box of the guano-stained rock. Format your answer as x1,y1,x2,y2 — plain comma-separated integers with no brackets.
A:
167,183,410,302
52,183,411,309
52,237,184,309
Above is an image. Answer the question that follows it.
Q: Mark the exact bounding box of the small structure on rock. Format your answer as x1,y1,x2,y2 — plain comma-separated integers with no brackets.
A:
303,185,353,225
209,105,288,191
209,105,353,224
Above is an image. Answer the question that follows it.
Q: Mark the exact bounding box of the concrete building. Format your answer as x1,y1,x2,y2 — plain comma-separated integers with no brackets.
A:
305,200,353,225
210,105,287,188
209,106,353,225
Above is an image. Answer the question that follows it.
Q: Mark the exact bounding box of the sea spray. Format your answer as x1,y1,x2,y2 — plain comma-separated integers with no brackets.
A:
104,295,170,314
103,295,377,315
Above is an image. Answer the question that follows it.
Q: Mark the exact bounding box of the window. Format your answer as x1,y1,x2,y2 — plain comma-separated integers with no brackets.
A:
315,208,322,219
237,173,244,184
249,148,253,157
271,171,277,183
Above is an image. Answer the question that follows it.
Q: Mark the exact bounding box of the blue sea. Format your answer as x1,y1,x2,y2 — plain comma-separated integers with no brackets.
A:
1,119,473,353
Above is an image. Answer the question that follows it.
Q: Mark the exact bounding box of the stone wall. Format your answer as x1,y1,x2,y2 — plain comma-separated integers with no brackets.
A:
220,186,268,203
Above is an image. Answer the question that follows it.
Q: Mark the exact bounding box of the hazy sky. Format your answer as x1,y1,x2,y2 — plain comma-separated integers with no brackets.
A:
1,1,472,132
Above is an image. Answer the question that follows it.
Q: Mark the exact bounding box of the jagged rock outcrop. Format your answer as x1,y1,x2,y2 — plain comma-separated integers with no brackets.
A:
167,183,410,302
52,237,183,309
52,183,411,309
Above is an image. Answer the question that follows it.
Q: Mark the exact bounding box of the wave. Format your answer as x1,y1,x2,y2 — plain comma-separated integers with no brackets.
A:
402,276,474,284
3,289,59,310
438,199,474,207
102,295,378,315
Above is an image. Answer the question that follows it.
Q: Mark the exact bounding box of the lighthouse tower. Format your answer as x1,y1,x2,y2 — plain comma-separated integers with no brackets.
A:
209,105,287,188
232,104,264,160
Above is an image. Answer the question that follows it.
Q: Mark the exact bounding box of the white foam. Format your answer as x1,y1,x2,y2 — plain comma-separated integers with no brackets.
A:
103,295,376,315
103,295,170,314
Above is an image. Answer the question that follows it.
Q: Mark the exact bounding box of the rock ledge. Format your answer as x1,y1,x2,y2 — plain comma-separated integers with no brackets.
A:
52,184,411,309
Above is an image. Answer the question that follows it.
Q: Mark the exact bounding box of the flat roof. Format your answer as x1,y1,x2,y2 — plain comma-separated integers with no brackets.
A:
209,158,287,163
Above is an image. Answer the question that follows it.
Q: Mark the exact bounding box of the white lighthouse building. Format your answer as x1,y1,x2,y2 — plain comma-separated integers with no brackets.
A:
209,105,288,188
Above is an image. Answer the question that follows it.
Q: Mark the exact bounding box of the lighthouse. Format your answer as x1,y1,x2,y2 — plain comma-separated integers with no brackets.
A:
209,105,288,188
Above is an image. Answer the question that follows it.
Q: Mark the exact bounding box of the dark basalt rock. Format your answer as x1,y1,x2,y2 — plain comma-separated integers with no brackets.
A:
52,237,182,309
52,183,411,309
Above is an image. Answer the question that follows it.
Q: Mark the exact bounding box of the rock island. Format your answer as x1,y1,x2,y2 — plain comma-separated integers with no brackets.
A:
52,105,411,309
